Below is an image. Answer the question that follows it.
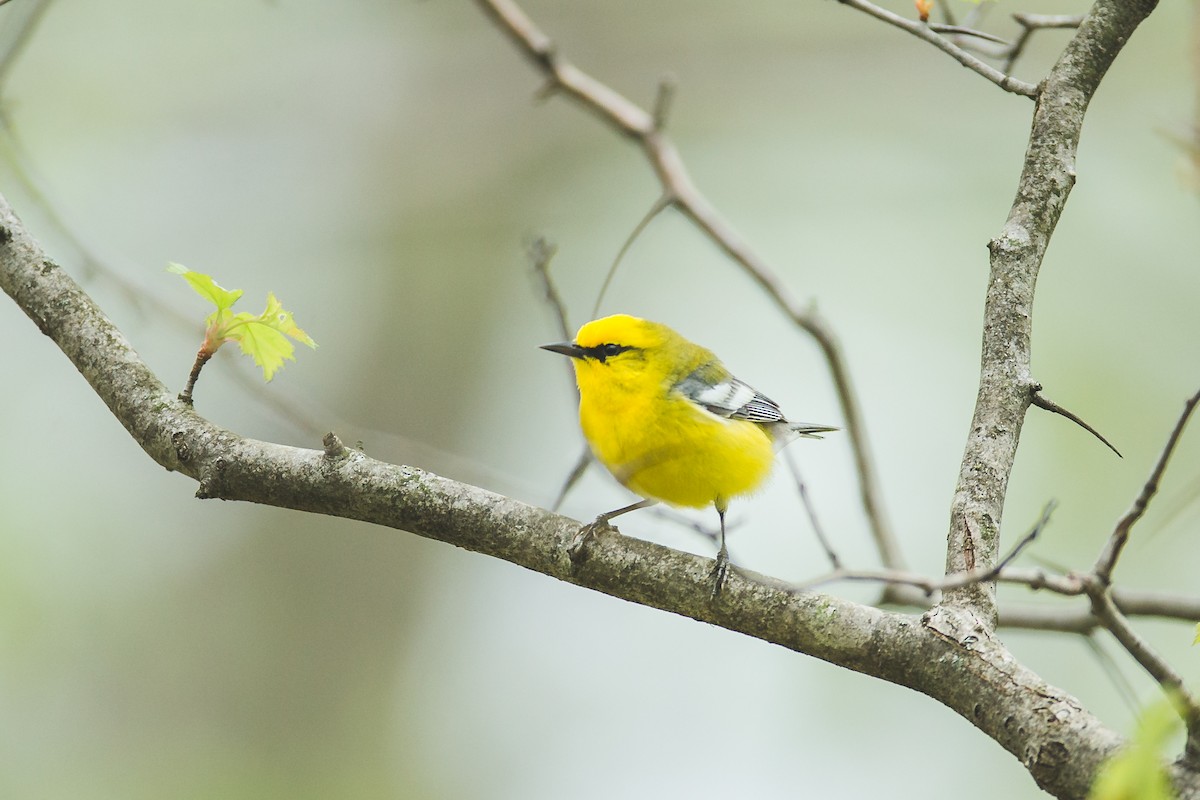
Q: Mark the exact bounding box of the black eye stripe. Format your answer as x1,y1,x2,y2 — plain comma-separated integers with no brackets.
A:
581,343,634,363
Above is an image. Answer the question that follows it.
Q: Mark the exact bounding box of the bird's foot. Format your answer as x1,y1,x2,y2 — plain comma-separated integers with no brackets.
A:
709,548,730,599
568,517,613,566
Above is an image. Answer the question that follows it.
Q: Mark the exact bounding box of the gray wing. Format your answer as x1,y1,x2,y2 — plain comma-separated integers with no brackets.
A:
674,369,787,423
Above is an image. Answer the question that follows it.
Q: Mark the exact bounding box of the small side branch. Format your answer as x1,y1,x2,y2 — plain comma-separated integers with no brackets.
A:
1095,387,1200,583
835,0,1037,97
1086,581,1200,759
783,449,841,570
1031,388,1122,457
927,24,1008,46
1005,14,1085,75
802,501,1054,596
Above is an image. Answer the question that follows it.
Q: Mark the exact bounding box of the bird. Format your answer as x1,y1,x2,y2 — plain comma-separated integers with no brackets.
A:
541,313,836,597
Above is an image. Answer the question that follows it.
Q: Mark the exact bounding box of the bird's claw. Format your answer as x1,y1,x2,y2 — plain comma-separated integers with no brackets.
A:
709,547,730,599
568,518,612,566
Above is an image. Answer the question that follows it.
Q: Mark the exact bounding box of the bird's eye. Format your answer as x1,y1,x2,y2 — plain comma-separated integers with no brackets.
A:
586,342,632,363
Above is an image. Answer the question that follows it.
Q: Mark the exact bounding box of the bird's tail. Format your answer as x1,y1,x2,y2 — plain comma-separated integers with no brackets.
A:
768,421,839,451
789,422,839,439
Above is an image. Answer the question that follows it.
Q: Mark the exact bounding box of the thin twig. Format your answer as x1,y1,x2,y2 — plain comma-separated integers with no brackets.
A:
1081,634,1142,717
179,346,212,406
1031,388,1122,457
927,24,1008,45
800,501,1054,595
783,449,840,570
652,74,676,131
934,0,957,27
529,236,594,512
549,446,591,513
1094,387,1200,583
1005,14,1085,75
1086,580,1200,755
474,0,908,577
592,194,671,318
994,566,1085,596
835,0,1037,97
530,237,569,340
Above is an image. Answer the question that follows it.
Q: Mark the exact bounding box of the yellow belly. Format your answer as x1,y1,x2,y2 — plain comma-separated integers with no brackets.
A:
580,394,775,509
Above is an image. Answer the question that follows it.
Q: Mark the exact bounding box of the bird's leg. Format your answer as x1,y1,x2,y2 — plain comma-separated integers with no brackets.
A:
709,507,730,599
568,498,657,565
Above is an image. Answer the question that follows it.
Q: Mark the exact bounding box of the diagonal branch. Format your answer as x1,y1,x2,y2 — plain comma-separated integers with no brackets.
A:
0,192,1138,799
1086,580,1200,759
941,0,1160,624
1005,14,1086,75
474,0,908,584
835,0,1037,97
1095,387,1200,583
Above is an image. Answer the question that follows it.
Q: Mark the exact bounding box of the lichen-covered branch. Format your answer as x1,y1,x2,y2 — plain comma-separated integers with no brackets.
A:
1,191,1183,799
942,0,1160,622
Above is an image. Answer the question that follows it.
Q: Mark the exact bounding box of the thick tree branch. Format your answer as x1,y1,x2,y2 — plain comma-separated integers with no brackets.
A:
1,192,1176,800
942,0,1160,623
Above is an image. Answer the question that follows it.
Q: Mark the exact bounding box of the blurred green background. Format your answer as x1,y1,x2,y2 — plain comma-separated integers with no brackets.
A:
0,0,1197,797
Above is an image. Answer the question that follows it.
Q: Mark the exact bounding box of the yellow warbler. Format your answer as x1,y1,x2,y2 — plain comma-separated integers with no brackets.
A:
542,313,836,596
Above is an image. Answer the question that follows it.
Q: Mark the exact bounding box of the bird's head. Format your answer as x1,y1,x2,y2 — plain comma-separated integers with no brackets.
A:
541,314,698,385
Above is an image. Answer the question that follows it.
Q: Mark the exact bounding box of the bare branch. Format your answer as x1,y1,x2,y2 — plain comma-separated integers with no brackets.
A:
927,24,1008,46
549,445,590,514
473,0,908,578
835,0,1037,97
1086,580,1200,757
1095,388,1200,583
592,194,671,318
1005,14,1086,75
651,73,676,131
941,0,1160,623
801,501,1054,596
528,237,595,513
782,449,841,570
0,193,1141,798
529,237,569,340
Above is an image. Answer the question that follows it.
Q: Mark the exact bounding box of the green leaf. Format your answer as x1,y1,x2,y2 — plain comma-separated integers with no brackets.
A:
171,264,316,382
227,311,297,382
1194,623,1199,645
260,292,317,349
1089,700,1179,800
168,263,243,311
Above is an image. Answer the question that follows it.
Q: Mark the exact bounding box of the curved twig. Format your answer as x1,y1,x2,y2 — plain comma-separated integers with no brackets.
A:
835,0,1037,97
474,0,908,580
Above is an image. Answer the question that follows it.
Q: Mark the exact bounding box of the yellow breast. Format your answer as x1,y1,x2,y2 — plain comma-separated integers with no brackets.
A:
576,369,775,509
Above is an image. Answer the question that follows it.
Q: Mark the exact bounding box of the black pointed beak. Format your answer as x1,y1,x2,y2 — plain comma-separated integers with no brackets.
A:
540,342,585,359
